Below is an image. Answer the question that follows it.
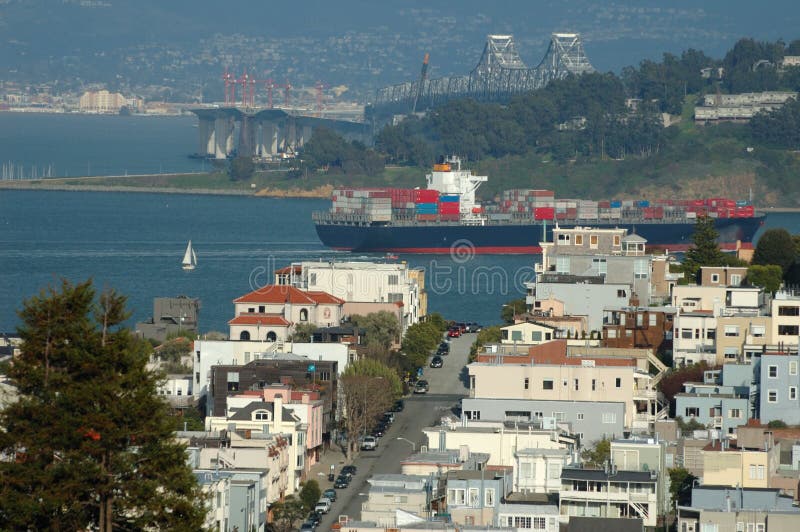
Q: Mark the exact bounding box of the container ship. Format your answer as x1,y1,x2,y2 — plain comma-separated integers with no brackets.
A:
312,156,765,254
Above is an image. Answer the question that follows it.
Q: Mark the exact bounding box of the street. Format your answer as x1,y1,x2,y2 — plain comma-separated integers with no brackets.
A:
317,332,474,529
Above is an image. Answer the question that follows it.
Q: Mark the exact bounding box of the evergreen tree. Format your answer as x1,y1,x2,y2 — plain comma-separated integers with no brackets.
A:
298,479,321,512
682,216,725,283
0,279,206,531
752,228,797,274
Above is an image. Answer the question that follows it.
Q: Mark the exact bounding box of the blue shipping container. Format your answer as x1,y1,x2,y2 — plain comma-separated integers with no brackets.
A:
440,195,460,203
637,200,650,208
736,200,750,207
610,201,622,208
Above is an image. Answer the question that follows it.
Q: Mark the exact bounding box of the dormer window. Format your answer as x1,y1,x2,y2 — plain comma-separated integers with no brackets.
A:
299,308,309,322
254,410,271,421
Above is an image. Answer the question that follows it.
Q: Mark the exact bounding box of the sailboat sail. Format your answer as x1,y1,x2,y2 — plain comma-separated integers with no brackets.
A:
182,240,196,270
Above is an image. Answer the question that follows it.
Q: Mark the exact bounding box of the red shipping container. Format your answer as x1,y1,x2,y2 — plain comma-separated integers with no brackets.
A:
567,208,578,218
414,189,440,203
472,207,483,214
598,201,611,209
534,207,555,220
416,214,437,221
438,203,460,214
439,214,460,221
556,212,568,219
691,199,704,207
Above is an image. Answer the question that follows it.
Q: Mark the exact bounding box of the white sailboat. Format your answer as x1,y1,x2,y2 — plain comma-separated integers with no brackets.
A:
182,240,197,271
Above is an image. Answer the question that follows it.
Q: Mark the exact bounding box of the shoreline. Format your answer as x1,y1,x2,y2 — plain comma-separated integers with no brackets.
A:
3,178,800,211
0,179,331,199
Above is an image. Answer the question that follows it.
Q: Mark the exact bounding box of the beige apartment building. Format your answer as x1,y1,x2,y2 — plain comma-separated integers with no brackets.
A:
702,441,779,489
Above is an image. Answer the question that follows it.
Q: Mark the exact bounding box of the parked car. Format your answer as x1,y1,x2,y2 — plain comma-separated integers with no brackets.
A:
314,499,331,514
447,327,461,338
392,399,404,412
361,435,378,450
372,425,385,438
382,412,395,424
323,488,337,502
437,341,450,354
300,522,316,532
327,471,335,482
306,511,322,525
342,465,357,476
334,475,350,489
468,322,483,333
430,356,444,368
456,322,467,333
414,380,429,394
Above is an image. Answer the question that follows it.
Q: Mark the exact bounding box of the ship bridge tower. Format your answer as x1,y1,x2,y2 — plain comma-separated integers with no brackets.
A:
425,156,487,210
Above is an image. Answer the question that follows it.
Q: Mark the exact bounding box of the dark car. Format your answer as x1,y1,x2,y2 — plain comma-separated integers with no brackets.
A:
334,476,350,489
327,472,335,482
430,356,444,368
300,523,316,532
323,488,337,502
392,399,404,412
342,465,357,476
414,379,430,394
307,511,322,525
372,425,385,438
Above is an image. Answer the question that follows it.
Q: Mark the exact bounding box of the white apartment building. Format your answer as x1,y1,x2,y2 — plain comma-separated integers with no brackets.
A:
275,260,426,331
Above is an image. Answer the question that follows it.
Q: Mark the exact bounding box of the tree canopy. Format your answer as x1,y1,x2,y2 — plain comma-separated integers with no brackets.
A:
682,216,726,283
747,264,784,293
0,279,205,530
351,311,401,350
752,228,797,273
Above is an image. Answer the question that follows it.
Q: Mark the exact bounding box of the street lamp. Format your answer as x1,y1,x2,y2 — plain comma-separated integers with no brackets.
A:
396,437,416,452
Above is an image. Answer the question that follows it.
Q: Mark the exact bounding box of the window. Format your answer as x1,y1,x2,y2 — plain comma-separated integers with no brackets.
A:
468,488,479,507
512,516,532,529
227,372,240,392
634,259,649,279
649,314,657,327
617,289,627,298
607,329,617,339
556,256,571,273
724,347,739,360
558,233,571,243
447,489,465,505
711,273,720,283
512,330,523,342
615,377,622,388
465,410,481,420
756,525,765,532
613,235,620,246
779,325,800,336
575,234,583,245
778,306,800,316
519,462,532,479
592,257,607,275
592,379,596,391
602,412,616,424
768,390,778,403
707,329,716,340
244,352,250,364
685,407,700,417
731,274,742,285
724,325,740,337
768,365,778,378
548,462,561,479
574,378,579,391
533,411,543,419
309,273,317,285
729,408,742,418
552,412,566,422
790,361,798,376
388,274,398,285
791,387,797,401
750,325,765,338
542,379,553,390
484,488,495,507
700,524,718,532
254,411,270,421
524,378,530,390
387,293,403,303
577,412,584,420
239,330,251,341
590,235,598,247
681,328,693,339
749,464,765,480
532,331,542,342
533,517,547,529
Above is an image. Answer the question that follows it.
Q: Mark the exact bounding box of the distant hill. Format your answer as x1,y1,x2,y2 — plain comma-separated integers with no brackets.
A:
2,0,800,99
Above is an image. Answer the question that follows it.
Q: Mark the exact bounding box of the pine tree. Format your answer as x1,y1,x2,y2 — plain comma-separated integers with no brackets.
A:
682,215,725,283
0,279,206,531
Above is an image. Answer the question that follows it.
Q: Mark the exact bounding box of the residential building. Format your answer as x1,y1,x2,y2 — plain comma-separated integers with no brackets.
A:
559,468,659,528
610,437,670,515
400,448,490,476
602,306,675,355
195,469,232,532
672,285,763,315
700,266,747,287
677,486,800,532
770,291,800,348
360,474,441,526
759,352,800,426
513,448,572,494
422,420,566,468
467,341,663,429
192,339,348,407
204,397,303,489
496,503,560,531
78,89,131,113
674,365,752,437
135,296,200,343
673,311,718,366
157,374,194,408
460,397,626,444
695,91,798,124
204,355,338,424
445,469,512,526
564,517,644,532
501,321,557,346
229,285,344,341
702,438,780,489
274,260,426,331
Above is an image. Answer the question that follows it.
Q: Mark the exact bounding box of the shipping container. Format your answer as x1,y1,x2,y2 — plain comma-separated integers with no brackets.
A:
534,207,555,220
610,200,622,208
416,214,437,221
414,189,440,203
637,200,650,208
440,194,460,203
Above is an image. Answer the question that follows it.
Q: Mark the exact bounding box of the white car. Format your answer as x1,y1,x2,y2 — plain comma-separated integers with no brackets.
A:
314,498,331,514
360,436,378,451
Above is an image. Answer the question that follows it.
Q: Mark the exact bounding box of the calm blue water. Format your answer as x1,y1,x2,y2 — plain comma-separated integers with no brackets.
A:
0,114,795,333
0,190,541,332
0,113,205,177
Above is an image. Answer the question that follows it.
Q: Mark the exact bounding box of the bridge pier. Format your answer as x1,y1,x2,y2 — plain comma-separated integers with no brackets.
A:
198,117,215,157
214,117,234,159
259,121,278,157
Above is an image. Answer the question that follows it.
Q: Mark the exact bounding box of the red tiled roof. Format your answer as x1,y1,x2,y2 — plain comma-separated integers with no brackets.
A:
234,285,343,305
228,314,291,326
